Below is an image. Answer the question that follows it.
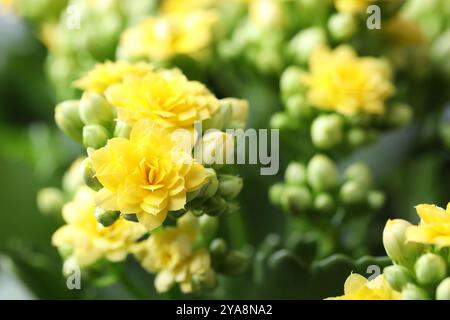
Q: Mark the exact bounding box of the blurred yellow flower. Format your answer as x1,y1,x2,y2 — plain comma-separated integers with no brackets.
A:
52,186,146,267
303,45,394,115
406,203,450,247
326,273,400,300
133,213,212,293
105,68,219,128
117,11,217,62
162,0,216,13
91,119,208,231
74,61,153,93
335,0,371,14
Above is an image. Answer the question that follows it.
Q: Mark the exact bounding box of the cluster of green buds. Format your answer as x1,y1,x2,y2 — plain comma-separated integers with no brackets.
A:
382,219,450,300
269,154,385,218
273,65,413,152
209,238,249,276
55,91,119,149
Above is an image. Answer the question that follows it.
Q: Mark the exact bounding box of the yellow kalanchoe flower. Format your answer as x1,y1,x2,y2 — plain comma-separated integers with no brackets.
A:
117,11,217,62
91,119,208,231
326,273,401,300
302,45,394,115
335,0,372,14
74,61,153,93
162,0,216,13
52,186,146,267
105,68,219,129
406,202,450,247
133,213,213,293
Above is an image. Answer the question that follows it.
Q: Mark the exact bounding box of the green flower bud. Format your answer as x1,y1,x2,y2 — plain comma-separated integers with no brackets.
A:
82,124,110,149
402,283,430,300
340,181,367,205
307,154,339,192
190,168,218,205
218,175,243,200
281,185,312,215
284,162,307,186
80,158,103,191
269,183,285,206
436,278,450,300
314,193,335,214
383,265,413,291
255,49,283,75
210,238,227,257
36,187,65,215
114,120,131,138
55,100,84,142
204,195,228,216
289,27,327,65
386,103,413,128
221,251,249,275
285,94,311,119
203,101,232,131
383,219,424,267
344,163,373,189
347,127,367,147
223,98,248,129
280,66,307,97
270,112,295,129
367,190,386,210
199,215,218,244
414,253,447,286
328,13,357,41
95,207,120,227
79,91,115,127
311,114,344,149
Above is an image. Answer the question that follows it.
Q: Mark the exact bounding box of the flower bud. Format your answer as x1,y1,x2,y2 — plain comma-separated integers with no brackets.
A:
270,112,296,129
223,202,240,216
401,283,430,300
55,100,84,142
62,158,84,194
307,154,339,192
221,251,249,275
328,13,357,41
95,207,120,227
114,120,131,138
284,162,307,186
340,181,367,205
218,175,243,200
280,66,307,97
344,163,373,189
196,168,219,201
386,103,413,128
210,238,227,257
80,158,103,191
199,215,218,244
414,253,447,286
436,278,450,300
367,190,386,210
281,185,312,215
383,219,423,267
199,130,234,166
347,127,367,147
311,114,344,149
285,94,311,119
79,91,115,127
224,98,248,129
268,183,285,206
82,124,110,149
36,187,65,215
204,195,228,216
383,264,413,291
314,193,335,214
288,27,327,65
203,102,232,131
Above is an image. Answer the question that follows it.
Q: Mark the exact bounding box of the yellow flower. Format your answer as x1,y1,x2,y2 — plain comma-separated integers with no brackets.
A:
91,119,208,230
406,203,450,247
104,68,219,129
117,11,217,62
335,0,371,14
302,45,394,115
52,186,146,267
162,0,216,14
326,273,401,300
74,61,153,93
133,213,212,293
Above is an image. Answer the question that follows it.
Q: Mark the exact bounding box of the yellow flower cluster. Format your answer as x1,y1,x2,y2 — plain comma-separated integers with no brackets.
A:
52,186,146,267
302,45,394,115
117,11,217,62
327,273,400,300
91,119,208,231
407,202,450,247
335,0,372,14
133,213,214,293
